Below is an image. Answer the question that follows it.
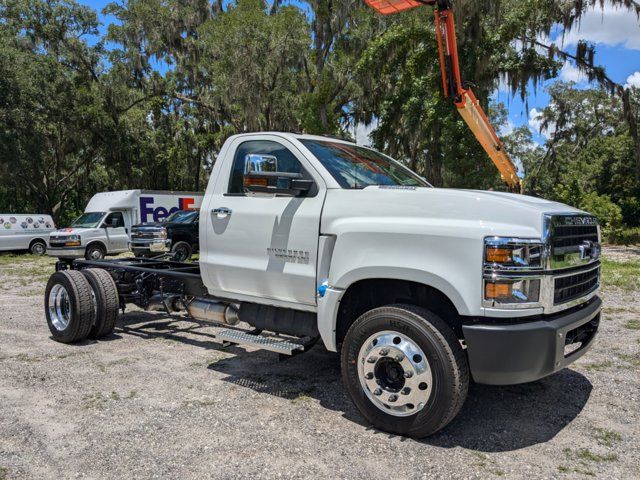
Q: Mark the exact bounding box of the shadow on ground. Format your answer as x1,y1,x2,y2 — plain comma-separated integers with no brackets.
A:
115,311,593,453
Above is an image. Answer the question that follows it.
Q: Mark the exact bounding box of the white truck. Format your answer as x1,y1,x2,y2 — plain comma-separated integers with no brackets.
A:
0,214,55,255
47,190,203,260
43,133,602,438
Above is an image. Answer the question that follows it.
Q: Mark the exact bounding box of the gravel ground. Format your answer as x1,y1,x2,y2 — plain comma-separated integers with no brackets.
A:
0,249,638,479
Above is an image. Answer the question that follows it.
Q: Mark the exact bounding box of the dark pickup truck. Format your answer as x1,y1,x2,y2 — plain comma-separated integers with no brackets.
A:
129,209,199,261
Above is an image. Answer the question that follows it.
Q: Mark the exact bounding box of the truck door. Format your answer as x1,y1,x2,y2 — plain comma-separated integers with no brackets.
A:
201,137,326,308
101,212,129,252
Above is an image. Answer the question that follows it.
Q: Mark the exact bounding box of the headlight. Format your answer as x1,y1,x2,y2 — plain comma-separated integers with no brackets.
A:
159,229,167,239
64,234,81,247
483,237,544,308
484,277,541,304
484,237,543,269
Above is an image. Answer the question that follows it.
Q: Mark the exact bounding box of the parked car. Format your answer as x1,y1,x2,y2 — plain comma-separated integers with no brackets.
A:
48,190,203,260
44,133,602,438
0,214,55,255
130,209,199,261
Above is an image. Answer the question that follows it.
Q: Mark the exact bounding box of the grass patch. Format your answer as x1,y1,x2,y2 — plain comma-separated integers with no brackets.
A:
183,398,217,407
583,360,613,372
82,390,136,409
601,258,640,291
557,465,595,477
564,447,618,463
593,428,622,447
0,466,7,480
624,319,640,330
291,395,312,405
617,352,640,369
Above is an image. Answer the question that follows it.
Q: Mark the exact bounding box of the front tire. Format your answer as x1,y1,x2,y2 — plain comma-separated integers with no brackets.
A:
171,241,192,262
45,270,95,343
85,243,105,260
341,304,469,438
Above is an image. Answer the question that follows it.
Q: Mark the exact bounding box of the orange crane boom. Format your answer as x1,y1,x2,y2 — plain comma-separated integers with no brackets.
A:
365,0,521,192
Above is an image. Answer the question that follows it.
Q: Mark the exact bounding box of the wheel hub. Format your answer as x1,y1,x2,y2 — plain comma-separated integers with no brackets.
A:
48,284,71,331
358,331,433,417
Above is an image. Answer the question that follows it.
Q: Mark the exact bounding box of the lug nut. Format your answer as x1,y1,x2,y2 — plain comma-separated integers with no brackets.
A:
365,372,374,380
402,387,411,395
373,388,382,396
388,394,398,403
379,348,389,356
395,354,405,362
404,371,413,378
367,356,378,364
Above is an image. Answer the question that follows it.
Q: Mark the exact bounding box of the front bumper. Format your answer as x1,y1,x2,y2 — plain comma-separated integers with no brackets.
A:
47,246,85,258
462,296,601,385
129,239,170,254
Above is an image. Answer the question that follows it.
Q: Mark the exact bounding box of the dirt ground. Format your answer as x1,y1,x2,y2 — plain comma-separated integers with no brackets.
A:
0,248,639,479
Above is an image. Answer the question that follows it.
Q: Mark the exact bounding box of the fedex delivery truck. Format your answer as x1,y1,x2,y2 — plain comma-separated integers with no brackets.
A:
48,190,203,260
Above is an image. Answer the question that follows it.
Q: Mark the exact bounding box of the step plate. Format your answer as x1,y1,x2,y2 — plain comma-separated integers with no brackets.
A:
216,329,306,355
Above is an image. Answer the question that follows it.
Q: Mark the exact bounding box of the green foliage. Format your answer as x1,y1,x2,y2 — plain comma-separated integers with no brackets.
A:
0,0,638,234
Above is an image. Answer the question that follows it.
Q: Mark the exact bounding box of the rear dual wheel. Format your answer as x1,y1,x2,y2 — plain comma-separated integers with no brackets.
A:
45,268,119,343
341,304,469,438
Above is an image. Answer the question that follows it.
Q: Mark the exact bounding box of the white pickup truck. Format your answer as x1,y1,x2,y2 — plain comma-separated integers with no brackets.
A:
43,133,602,438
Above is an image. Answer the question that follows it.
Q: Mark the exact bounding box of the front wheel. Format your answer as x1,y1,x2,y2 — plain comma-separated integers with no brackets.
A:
171,241,192,262
341,304,469,438
85,244,105,260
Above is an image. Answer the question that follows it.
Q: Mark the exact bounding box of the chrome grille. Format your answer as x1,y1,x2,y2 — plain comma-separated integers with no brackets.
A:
544,214,601,270
554,266,600,305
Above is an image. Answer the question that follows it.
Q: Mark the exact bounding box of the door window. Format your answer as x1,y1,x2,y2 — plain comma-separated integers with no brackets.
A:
103,212,125,228
228,140,310,194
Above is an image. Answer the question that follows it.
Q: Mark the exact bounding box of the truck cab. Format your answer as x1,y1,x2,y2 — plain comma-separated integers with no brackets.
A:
44,132,602,438
48,210,132,260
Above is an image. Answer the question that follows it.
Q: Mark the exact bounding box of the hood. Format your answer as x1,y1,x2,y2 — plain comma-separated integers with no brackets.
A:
322,187,588,239
132,222,165,230
50,227,96,236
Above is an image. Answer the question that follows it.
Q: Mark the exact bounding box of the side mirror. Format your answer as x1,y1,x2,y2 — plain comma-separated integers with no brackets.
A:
245,154,278,174
243,172,314,197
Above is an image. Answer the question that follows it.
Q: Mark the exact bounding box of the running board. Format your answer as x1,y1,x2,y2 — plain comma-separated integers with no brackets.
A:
215,329,313,356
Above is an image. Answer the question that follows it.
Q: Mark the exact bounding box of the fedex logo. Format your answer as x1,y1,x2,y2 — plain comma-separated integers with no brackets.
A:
140,197,196,223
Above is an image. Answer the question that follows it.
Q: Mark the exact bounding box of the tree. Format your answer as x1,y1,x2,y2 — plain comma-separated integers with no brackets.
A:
0,0,106,218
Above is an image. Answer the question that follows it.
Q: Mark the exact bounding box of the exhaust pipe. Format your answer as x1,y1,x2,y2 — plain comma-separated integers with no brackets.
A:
186,298,240,326
147,294,182,313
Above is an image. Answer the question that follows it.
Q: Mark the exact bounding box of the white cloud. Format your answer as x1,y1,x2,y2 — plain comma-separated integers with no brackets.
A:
558,3,640,50
625,71,640,88
352,122,375,147
559,62,588,83
528,108,555,139
499,118,516,136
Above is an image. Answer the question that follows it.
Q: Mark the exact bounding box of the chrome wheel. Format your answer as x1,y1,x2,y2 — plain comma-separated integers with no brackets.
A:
48,284,71,331
358,330,433,417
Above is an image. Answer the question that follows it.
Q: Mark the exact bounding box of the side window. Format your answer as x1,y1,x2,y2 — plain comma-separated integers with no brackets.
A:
104,212,124,228
228,140,307,194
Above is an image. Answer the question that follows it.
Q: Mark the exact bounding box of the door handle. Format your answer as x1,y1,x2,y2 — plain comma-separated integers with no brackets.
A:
212,207,232,218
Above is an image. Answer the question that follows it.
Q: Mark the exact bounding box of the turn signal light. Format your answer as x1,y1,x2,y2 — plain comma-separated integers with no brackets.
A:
244,177,268,187
64,241,81,247
486,247,512,263
485,283,512,299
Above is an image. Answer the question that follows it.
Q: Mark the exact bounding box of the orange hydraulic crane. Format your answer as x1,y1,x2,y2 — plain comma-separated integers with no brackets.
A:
365,0,521,192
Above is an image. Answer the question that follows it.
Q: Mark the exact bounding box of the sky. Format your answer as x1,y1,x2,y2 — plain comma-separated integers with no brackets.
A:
78,0,640,146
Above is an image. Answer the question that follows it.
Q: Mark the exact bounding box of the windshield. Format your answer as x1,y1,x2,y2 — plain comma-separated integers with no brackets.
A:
164,210,198,224
300,140,430,189
70,212,105,228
